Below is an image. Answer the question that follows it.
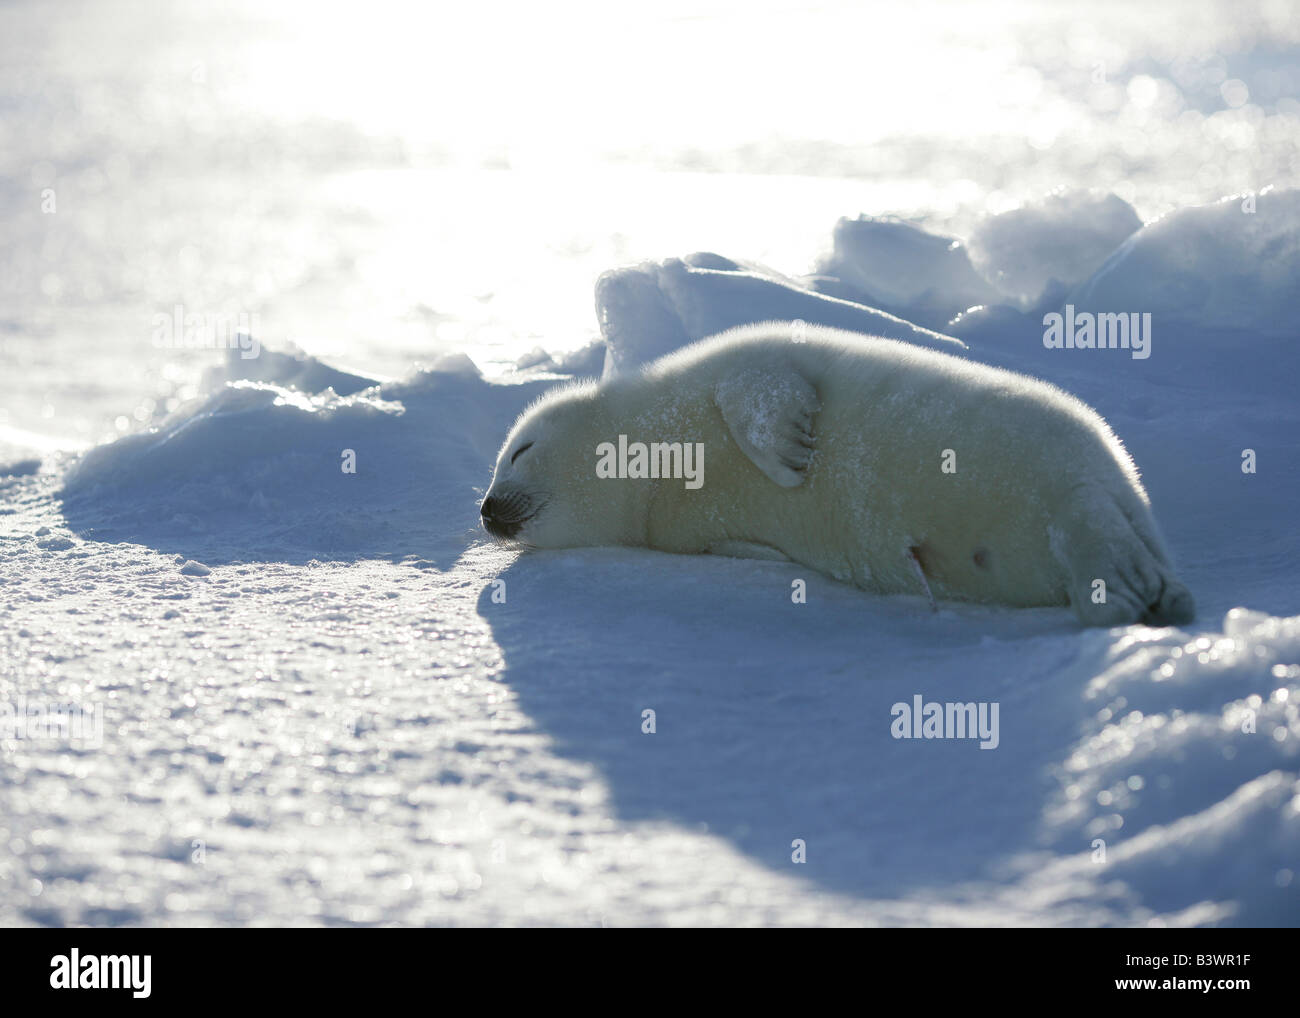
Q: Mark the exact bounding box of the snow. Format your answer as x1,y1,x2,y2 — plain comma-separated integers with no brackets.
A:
2,0,1298,928
815,216,1001,329
6,195,1298,925
1067,187,1300,338
597,254,967,378
967,190,1143,309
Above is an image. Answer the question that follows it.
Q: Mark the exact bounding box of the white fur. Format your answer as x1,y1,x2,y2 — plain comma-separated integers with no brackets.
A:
484,322,1194,627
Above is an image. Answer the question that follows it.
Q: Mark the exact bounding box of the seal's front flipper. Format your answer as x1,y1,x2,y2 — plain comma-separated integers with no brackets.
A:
714,366,821,487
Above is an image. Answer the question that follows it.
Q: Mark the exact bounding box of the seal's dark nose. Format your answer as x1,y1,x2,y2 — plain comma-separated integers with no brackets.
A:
480,496,520,539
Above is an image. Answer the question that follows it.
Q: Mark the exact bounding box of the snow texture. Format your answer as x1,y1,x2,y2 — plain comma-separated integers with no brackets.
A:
4,184,1299,927
967,190,1143,309
1067,187,1300,338
3,0,1299,928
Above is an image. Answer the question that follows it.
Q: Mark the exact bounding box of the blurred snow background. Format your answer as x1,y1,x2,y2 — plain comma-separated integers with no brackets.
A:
4,0,1299,448
1,0,1297,926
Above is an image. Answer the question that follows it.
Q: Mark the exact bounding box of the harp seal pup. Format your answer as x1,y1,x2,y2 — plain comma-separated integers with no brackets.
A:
481,321,1194,627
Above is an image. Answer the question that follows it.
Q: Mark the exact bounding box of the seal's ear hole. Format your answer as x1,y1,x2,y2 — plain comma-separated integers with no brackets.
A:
510,442,534,465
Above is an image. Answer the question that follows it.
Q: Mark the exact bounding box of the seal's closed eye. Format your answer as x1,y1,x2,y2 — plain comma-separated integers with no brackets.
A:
510,442,534,465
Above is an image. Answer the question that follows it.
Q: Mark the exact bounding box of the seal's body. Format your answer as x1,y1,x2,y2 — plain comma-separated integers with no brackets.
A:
482,322,1194,627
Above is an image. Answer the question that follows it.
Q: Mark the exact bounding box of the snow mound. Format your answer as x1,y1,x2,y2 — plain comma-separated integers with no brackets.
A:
967,190,1142,309
201,342,382,396
815,216,1001,329
595,252,965,377
1067,187,1300,338
1040,609,1300,924
60,353,546,560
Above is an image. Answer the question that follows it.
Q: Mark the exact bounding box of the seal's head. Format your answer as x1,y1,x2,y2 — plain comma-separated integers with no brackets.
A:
481,380,638,549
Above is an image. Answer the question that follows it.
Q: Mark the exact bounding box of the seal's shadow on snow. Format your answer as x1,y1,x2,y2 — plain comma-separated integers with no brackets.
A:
479,546,1087,902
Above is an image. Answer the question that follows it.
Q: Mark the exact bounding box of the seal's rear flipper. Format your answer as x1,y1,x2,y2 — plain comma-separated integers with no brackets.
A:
714,366,820,487
1050,488,1196,628
1141,578,1196,627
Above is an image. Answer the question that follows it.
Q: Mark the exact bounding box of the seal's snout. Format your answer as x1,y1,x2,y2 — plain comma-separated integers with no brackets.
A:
481,493,536,539
480,496,520,539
